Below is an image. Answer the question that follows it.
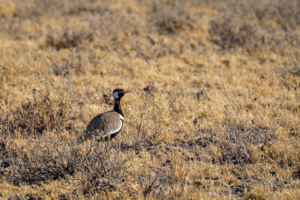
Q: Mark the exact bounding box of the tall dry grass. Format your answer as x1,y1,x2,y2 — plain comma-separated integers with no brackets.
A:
0,0,300,199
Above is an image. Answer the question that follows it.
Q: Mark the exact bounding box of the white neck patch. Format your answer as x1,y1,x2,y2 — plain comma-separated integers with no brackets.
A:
113,91,119,99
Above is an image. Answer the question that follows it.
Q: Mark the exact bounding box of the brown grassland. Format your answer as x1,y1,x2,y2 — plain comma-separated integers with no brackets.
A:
0,0,300,199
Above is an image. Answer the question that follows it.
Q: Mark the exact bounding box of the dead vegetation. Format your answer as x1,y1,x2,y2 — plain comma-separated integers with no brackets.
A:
150,2,193,34
209,19,262,49
0,94,78,136
0,136,132,199
0,0,300,199
46,26,95,51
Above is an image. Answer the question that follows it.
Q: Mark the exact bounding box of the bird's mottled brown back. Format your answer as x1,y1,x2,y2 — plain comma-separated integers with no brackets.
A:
87,111,122,133
78,111,122,142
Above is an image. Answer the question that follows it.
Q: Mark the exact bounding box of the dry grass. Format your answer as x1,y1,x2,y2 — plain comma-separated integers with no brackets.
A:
0,0,300,199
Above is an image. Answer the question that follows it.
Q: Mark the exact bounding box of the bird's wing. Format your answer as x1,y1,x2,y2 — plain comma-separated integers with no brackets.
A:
86,111,123,136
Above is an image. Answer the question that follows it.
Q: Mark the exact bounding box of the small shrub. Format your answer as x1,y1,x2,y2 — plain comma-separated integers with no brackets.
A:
0,93,77,136
217,118,277,165
181,117,277,165
46,26,94,51
209,19,262,49
120,117,162,153
47,55,84,76
138,171,189,199
255,0,300,31
150,2,193,34
281,56,300,77
1,136,132,197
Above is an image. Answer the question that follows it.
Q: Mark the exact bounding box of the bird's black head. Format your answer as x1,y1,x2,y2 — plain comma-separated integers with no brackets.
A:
112,88,130,100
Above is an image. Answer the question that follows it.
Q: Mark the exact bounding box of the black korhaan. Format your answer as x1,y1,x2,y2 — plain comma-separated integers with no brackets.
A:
78,89,130,143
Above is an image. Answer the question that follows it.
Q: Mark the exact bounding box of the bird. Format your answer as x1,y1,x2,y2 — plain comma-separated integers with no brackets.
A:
77,88,130,144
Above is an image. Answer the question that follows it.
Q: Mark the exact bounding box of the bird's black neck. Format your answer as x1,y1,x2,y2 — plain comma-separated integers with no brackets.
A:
113,99,124,116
